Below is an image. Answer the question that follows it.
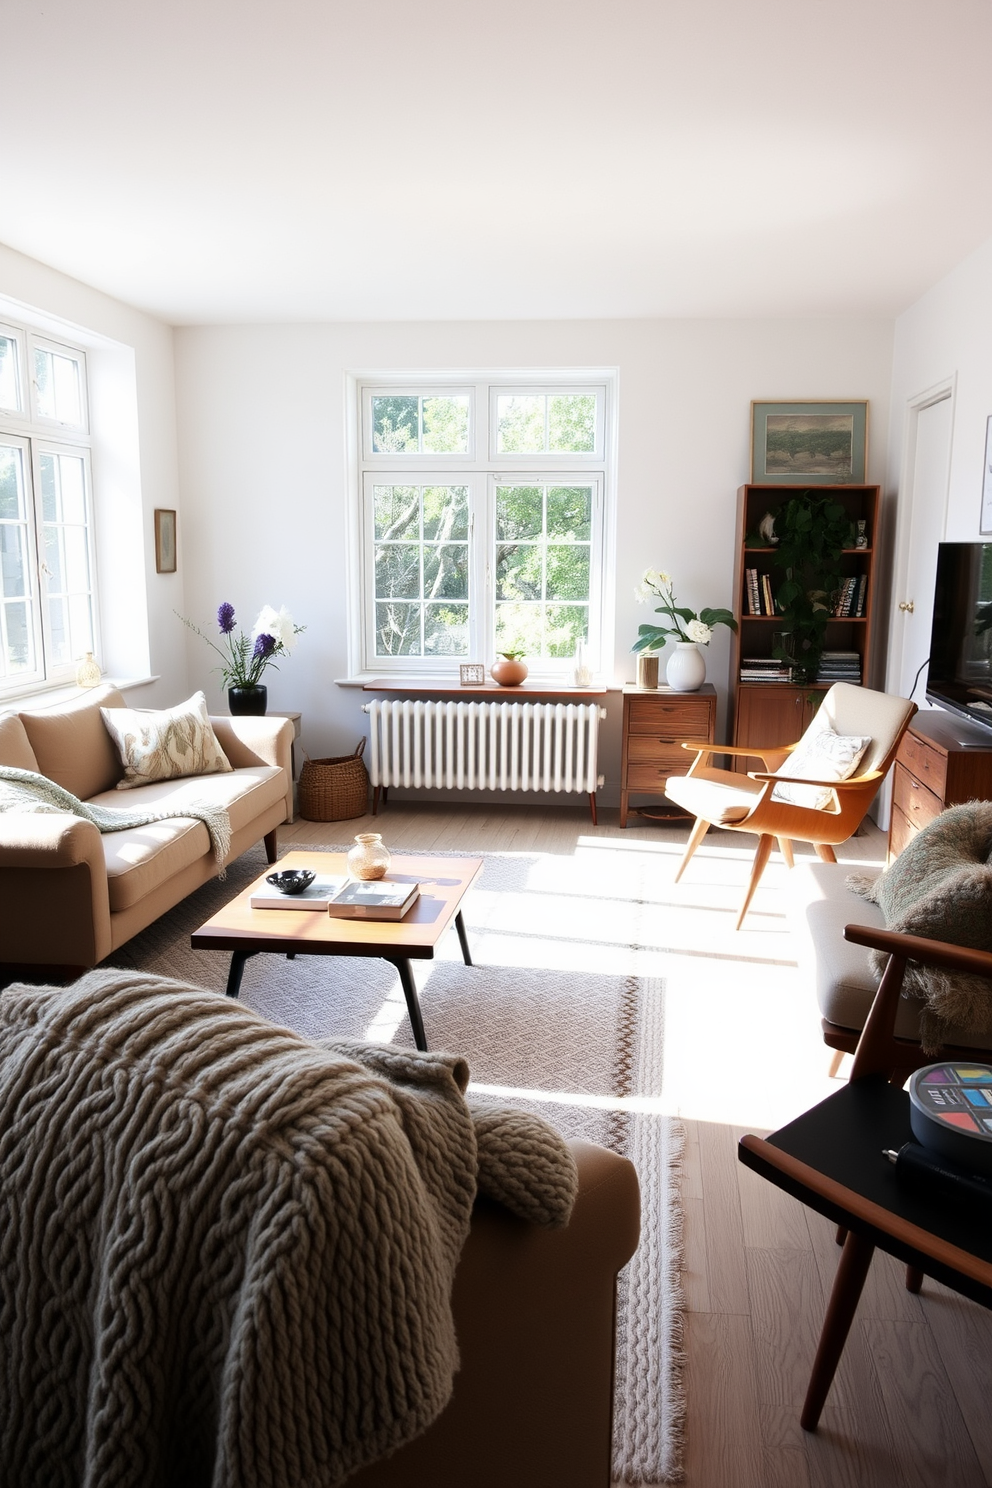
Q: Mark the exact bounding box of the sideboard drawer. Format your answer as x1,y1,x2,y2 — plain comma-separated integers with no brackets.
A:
626,762,688,790
897,730,948,799
891,763,943,833
626,697,712,736
625,737,696,770
888,802,919,861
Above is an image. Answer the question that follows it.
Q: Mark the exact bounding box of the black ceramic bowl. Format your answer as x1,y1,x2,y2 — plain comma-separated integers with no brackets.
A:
265,868,316,896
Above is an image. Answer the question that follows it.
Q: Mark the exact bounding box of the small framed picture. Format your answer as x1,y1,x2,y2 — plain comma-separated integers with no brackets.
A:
459,663,486,685
154,508,177,573
981,416,992,535
751,401,868,484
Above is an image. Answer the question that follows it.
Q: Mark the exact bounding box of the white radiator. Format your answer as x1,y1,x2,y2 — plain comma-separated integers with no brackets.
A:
362,698,606,803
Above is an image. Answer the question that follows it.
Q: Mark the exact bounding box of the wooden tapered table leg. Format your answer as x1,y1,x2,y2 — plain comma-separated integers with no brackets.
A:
801,1230,876,1431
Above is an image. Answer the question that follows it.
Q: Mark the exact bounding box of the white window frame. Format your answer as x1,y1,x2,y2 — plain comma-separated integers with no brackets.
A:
0,320,99,698
348,371,617,681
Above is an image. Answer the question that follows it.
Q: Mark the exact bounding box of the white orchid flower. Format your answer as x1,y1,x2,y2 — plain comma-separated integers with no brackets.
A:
686,618,712,645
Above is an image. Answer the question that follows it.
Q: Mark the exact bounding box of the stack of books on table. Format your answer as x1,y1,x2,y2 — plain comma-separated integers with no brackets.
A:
815,651,862,685
739,657,792,684
250,876,420,920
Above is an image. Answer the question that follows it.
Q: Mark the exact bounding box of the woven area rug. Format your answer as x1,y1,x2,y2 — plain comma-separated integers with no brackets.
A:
108,842,686,1484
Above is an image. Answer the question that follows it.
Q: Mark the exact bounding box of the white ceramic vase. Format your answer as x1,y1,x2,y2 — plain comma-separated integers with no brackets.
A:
666,641,706,692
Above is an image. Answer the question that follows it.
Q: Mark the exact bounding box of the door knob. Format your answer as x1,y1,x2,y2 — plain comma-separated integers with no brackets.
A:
898,600,915,613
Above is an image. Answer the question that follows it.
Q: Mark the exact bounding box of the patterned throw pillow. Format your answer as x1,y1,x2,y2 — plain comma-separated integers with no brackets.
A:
100,692,233,790
770,728,870,810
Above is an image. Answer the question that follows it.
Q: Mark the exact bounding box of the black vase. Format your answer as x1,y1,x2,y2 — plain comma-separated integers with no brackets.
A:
228,685,267,716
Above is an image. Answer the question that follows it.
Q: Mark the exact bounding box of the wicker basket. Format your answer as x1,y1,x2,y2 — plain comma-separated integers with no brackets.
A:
298,739,369,822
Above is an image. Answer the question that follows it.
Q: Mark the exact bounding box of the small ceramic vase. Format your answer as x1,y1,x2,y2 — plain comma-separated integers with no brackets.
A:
491,657,528,686
665,642,706,692
348,832,391,881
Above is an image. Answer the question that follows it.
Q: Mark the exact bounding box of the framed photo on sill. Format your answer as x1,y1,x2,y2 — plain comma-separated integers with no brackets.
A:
459,663,486,685
751,401,868,485
154,508,177,573
981,416,992,535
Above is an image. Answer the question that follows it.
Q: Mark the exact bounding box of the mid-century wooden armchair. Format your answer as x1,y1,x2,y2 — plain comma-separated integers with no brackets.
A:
663,683,917,929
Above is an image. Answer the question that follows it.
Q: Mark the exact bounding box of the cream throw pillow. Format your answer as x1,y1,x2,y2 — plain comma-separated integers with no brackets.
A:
101,692,233,790
770,728,870,810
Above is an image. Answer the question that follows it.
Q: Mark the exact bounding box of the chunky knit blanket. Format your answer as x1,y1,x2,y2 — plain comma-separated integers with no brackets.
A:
0,970,576,1488
0,764,232,864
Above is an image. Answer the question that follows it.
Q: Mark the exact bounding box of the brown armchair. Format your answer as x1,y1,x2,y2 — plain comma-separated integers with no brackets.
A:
663,683,917,929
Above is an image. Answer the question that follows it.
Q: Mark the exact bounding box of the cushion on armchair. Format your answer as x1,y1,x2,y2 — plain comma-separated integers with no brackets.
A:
770,728,870,810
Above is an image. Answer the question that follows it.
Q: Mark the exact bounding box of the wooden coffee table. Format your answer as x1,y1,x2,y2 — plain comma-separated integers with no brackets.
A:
191,850,483,1051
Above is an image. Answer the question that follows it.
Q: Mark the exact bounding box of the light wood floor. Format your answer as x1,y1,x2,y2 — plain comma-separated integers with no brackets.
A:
281,800,992,1488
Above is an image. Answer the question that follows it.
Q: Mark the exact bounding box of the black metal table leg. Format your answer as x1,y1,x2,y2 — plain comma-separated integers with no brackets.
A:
390,958,428,1051
225,949,257,999
454,909,473,967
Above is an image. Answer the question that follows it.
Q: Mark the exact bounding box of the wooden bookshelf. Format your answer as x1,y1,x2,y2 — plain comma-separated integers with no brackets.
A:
730,484,879,769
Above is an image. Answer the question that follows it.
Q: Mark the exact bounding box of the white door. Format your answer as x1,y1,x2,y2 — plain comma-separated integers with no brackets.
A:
894,391,954,702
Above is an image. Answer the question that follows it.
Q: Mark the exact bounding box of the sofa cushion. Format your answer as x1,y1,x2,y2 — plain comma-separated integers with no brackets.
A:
771,729,870,810
101,691,233,790
90,765,286,911
0,714,39,773
19,685,126,800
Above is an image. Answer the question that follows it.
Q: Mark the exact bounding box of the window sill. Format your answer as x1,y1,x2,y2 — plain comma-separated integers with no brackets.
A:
0,674,159,712
336,674,622,693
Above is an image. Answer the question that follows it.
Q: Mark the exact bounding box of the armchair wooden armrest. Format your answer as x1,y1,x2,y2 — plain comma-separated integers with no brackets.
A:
678,738,796,762
748,767,886,790
842,923,992,1082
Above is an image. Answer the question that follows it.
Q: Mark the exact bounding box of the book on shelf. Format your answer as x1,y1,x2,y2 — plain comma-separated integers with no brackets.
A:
250,875,347,910
854,573,868,617
745,567,761,615
740,657,792,683
833,576,858,616
325,879,421,920
761,573,775,616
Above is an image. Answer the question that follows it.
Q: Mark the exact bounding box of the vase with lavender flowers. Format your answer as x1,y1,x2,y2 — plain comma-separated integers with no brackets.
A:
177,601,305,715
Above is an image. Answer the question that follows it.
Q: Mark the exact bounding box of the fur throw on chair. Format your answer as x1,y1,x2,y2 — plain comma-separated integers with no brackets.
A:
849,800,992,1050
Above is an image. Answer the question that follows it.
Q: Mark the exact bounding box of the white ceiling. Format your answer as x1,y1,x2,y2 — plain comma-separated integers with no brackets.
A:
4,0,992,325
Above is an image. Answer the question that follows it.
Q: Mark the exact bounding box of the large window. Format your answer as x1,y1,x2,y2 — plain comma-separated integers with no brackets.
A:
354,375,614,677
0,322,96,695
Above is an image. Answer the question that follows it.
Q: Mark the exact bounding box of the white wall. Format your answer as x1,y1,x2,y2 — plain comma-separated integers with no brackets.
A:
175,317,894,803
886,235,992,702
0,243,185,705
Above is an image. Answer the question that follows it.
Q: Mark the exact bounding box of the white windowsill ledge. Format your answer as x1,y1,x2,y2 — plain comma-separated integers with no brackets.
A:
0,674,159,713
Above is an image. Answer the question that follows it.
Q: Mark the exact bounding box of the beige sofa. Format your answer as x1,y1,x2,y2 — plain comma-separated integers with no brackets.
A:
0,684,293,979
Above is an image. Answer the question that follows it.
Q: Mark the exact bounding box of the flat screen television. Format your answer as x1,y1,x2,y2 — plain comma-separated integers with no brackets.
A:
926,541,992,731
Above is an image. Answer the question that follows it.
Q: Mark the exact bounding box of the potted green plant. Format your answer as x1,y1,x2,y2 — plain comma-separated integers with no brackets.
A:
764,493,850,683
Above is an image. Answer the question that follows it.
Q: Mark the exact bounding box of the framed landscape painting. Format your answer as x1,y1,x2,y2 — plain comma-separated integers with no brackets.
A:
751,401,868,484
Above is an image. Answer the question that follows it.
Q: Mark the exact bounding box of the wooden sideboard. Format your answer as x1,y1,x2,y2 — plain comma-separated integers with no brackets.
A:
619,684,717,827
888,709,992,858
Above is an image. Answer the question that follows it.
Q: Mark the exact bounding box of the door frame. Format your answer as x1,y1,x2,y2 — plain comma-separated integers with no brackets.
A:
888,374,956,698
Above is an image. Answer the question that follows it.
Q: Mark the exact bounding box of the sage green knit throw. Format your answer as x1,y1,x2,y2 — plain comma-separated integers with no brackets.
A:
0,763,231,864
